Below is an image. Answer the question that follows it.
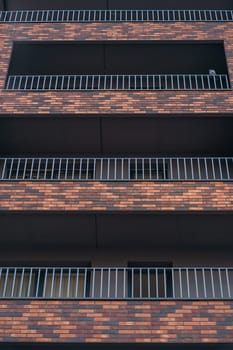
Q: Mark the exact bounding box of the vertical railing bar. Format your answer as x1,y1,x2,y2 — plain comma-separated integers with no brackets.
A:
91,268,95,298
147,268,150,299
164,269,167,299
67,268,71,298
197,158,201,180
42,268,48,298
75,268,79,298
15,158,20,180
179,268,183,299
35,269,41,298
172,268,175,298
204,158,209,180
100,268,103,298
219,158,223,180
79,158,83,180
186,268,190,299
18,268,25,298
123,268,126,299
194,268,199,299
121,158,124,180
131,269,134,298
107,268,110,299
8,158,14,180
202,268,207,299
1,159,7,180
155,268,158,298
177,158,180,180
58,268,63,298
114,158,117,181
139,269,142,299
226,269,231,298
211,158,216,180
225,158,230,180
218,268,223,299
50,268,55,298
27,268,33,298
86,158,89,180
115,268,118,299
210,268,215,299
11,268,17,298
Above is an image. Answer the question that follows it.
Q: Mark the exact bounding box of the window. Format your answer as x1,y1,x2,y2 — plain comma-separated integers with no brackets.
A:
128,262,173,298
130,159,168,180
4,159,95,180
0,265,91,298
0,269,36,298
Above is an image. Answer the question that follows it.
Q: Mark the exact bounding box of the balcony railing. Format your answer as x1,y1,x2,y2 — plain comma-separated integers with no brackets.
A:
0,267,232,300
0,9,233,23
1,157,233,182
5,74,231,91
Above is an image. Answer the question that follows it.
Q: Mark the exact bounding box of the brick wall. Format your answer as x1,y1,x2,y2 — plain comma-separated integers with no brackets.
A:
0,22,233,114
0,300,232,342
0,182,232,211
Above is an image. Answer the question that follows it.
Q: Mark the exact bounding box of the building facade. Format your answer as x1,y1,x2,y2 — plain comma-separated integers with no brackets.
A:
0,0,233,349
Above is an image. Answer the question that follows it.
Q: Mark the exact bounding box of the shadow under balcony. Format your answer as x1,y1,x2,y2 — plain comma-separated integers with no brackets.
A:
1,0,233,23
5,41,230,91
0,212,233,300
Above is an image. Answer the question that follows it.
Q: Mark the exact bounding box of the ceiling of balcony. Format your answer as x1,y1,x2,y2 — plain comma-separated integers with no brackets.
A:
1,115,233,156
0,212,233,254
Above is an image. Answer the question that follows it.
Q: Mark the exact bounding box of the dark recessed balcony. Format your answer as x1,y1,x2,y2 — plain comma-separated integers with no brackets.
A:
0,211,233,301
0,0,233,23
1,157,233,182
0,265,232,300
5,41,230,91
1,115,233,157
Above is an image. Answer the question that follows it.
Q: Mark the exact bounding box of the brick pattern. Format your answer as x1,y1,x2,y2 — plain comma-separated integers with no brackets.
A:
0,300,232,343
0,181,233,211
0,22,233,114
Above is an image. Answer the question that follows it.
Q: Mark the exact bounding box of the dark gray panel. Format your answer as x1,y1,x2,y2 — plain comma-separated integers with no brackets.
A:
102,116,233,156
0,116,101,156
6,0,107,10
0,343,230,350
109,0,233,10
8,43,105,75
105,43,227,74
97,213,233,249
0,213,97,250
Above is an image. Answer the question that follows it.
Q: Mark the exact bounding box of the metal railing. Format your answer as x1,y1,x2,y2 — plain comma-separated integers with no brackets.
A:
0,9,233,23
1,157,233,182
5,74,231,91
0,267,232,300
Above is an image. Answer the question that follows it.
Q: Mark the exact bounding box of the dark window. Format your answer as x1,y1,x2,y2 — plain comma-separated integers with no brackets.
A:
130,159,168,180
0,264,91,298
5,159,95,180
128,262,173,298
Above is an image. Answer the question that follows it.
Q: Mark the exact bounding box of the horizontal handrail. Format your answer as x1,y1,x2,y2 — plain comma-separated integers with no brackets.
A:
5,74,231,91
0,9,233,23
0,267,232,300
1,157,233,182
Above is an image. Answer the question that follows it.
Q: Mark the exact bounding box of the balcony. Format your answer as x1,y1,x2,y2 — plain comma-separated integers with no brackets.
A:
1,157,233,182
0,266,232,300
0,0,233,23
1,115,233,157
5,41,230,91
